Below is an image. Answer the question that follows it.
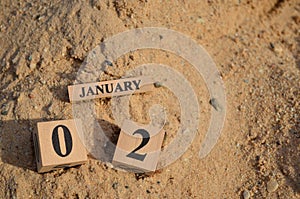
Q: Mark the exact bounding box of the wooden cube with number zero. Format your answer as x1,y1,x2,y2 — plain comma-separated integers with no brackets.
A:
33,119,87,173
112,120,165,173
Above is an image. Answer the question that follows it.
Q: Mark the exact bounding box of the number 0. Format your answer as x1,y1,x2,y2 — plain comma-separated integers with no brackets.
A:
52,125,73,157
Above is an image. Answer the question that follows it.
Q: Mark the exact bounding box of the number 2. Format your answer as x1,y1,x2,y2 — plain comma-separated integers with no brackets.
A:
126,129,150,161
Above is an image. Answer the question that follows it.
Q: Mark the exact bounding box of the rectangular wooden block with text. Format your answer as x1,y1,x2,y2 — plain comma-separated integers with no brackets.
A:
33,119,87,173
68,76,154,102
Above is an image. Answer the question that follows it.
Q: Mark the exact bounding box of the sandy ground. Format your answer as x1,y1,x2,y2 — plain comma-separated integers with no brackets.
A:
0,0,299,198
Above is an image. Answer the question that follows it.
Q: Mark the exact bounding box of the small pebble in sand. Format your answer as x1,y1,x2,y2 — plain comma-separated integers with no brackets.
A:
1,103,10,115
209,98,222,111
267,178,279,192
154,82,163,88
104,60,113,66
242,190,251,199
1,110,8,115
28,55,32,61
112,182,118,190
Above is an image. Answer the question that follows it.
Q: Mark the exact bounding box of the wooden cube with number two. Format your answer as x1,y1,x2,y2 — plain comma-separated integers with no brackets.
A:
112,120,165,173
33,119,87,173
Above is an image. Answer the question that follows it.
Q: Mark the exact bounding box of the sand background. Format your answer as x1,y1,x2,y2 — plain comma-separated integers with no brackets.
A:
0,0,299,198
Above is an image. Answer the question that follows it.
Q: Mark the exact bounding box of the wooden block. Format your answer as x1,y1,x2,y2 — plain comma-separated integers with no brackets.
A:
33,119,87,173
68,76,154,102
112,120,165,173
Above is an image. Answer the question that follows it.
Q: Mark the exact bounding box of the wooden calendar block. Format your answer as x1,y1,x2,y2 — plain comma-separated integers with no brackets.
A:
33,119,87,173
68,76,154,102
112,120,165,173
